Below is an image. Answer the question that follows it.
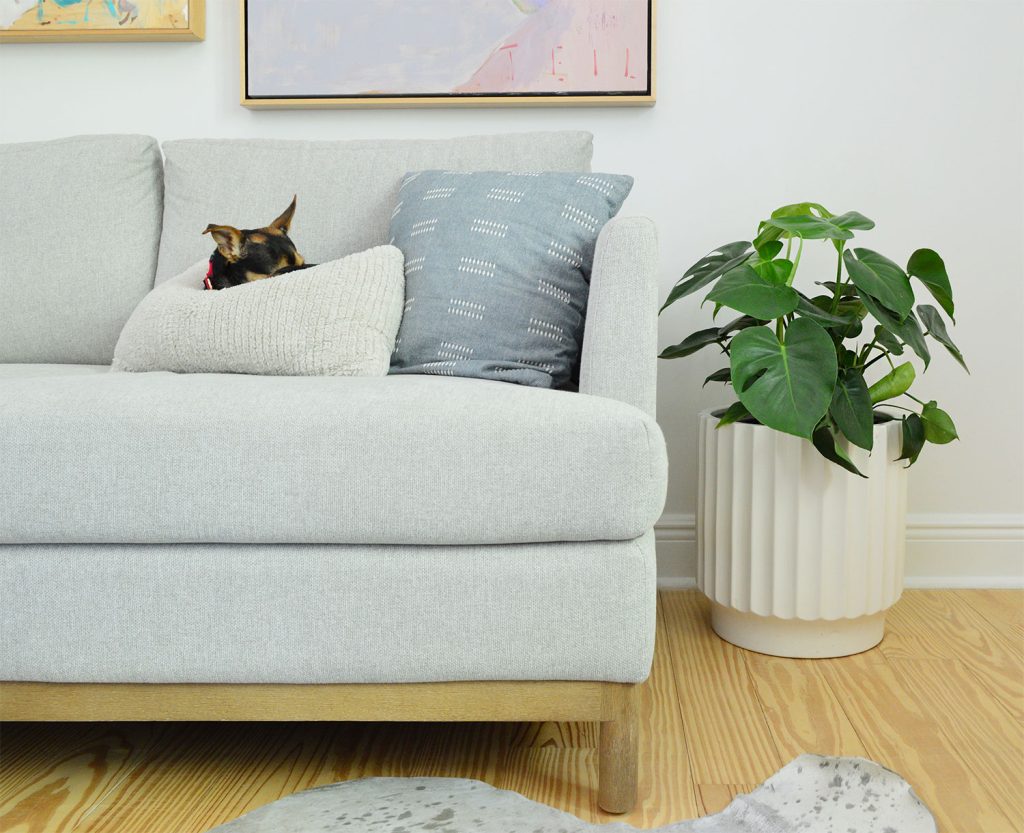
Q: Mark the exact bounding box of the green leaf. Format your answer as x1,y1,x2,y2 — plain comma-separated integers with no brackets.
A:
897,413,926,466
838,347,859,368
717,315,766,338
716,401,753,428
830,211,875,232
918,304,968,372
813,422,867,478
754,203,834,250
659,328,723,360
771,202,833,219
706,265,800,320
873,325,904,356
751,257,794,286
816,281,860,300
730,319,838,439
843,249,915,321
921,400,959,444
704,367,732,387
754,239,784,260
752,224,783,253
859,293,931,367
830,367,874,450
766,214,855,241
661,241,752,312
907,249,955,321
796,293,860,330
868,361,916,404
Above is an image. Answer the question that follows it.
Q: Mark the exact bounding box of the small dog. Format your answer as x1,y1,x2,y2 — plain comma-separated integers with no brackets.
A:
202,196,314,290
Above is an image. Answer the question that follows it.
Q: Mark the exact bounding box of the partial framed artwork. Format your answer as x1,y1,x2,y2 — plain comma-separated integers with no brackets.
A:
0,0,204,42
242,0,655,109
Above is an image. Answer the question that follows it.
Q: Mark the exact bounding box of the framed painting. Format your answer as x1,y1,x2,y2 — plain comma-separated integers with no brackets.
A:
242,0,655,108
0,0,204,42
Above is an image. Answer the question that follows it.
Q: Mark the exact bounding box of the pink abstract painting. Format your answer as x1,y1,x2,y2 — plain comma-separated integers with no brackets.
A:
245,0,652,104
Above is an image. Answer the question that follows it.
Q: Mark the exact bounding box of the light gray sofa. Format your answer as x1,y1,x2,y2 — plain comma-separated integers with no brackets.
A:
0,131,667,813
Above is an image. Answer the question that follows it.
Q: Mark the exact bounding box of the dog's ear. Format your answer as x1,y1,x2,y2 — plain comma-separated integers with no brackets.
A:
203,224,244,261
267,195,297,235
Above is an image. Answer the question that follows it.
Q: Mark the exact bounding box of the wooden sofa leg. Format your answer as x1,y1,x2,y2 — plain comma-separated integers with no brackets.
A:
598,682,639,814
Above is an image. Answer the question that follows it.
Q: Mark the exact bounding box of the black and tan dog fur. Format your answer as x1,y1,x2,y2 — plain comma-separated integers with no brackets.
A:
203,196,314,290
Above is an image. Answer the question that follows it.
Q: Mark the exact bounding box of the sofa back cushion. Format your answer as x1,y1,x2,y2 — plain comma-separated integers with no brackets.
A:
0,134,164,364
155,132,593,282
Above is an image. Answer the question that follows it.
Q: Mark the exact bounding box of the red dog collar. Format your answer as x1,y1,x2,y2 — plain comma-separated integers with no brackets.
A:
203,259,214,290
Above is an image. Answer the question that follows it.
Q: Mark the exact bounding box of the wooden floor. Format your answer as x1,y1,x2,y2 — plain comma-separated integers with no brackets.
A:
0,590,1021,833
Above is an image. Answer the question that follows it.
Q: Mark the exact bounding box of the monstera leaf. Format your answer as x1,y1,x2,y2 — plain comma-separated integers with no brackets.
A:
706,265,800,320
661,241,751,312
730,319,838,439
868,362,916,404
908,249,955,321
659,328,722,359
918,304,968,371
765,215,855,241
844,248,915,321
859,292,931,368
830,367,875,450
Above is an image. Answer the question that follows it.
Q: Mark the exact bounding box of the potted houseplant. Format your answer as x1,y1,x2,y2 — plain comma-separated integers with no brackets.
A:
661,203,965,657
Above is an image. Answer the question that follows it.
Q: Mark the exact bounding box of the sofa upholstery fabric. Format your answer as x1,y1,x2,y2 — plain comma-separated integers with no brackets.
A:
0,534,656,684
113,248,405,376
579,216,661,417
0,129,662,691
157,132,594,281
388,171,633,389
0,373,667,545
0,364,110,379
0,134,164,364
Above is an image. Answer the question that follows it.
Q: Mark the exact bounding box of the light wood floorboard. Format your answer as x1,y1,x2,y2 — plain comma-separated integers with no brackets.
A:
881,590,1023,719
1,590,1021,832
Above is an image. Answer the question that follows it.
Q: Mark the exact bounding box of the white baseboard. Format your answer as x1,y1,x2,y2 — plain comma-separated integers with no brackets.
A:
654,513,1024,590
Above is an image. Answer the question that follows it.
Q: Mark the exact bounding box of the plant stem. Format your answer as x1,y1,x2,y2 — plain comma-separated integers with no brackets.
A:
863,352,889,370
830,242,846,314
788,236,804,287
858,335,879,365
776,317,785,341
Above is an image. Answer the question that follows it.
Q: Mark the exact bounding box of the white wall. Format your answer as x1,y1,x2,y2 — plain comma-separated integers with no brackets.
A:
2,0,1022,584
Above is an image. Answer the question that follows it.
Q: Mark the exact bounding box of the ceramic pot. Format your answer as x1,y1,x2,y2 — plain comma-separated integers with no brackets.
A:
696,409,907,658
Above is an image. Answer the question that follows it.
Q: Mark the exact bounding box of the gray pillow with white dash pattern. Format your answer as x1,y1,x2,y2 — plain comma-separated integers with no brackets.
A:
388,170,633,388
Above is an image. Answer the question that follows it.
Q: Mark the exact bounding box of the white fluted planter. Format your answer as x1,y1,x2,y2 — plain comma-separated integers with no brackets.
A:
697,409,908,658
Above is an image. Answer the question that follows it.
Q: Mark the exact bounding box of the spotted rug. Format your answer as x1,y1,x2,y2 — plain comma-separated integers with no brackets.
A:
209,754,935,833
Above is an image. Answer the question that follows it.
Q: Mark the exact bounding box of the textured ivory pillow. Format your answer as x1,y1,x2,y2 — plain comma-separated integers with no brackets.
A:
113,246,404,376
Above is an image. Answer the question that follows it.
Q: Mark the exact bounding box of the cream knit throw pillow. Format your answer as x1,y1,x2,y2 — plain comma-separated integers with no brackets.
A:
113,246,404,376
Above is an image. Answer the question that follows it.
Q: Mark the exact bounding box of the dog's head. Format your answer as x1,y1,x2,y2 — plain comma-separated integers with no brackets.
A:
203,196,307,289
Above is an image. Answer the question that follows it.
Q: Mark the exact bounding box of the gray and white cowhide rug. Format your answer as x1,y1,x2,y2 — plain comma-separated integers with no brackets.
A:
208,754,936,833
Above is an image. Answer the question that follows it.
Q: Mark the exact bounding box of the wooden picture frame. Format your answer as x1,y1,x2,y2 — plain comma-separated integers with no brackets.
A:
241,0,656,109
0,0,204,42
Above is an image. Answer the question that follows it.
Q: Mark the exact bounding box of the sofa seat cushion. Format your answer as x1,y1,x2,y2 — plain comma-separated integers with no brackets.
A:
0,374,667,545
0,364,110,379
0,535,656,684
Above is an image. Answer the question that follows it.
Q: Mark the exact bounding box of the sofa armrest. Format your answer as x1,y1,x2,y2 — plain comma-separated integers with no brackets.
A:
579,216,660,417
